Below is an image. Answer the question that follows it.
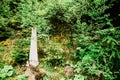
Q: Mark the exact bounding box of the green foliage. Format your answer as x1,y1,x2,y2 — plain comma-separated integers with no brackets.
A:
17,74,26,80
73,74,85,80
0,0,120,79
0,47,4,51
0,65,15,79
13,49,28,65
42,41,64,66
12,39,29,65
0,0,20,40
0,0,12,18
16,0,51,40
74,55,114,80
73,28,120,79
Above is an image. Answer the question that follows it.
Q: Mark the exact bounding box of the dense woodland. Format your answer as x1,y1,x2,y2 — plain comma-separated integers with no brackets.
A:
0,0,120,80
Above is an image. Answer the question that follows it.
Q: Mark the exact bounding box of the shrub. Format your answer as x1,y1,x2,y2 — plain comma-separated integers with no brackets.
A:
12,49,28,65
12,39,29,65
42,41,64,66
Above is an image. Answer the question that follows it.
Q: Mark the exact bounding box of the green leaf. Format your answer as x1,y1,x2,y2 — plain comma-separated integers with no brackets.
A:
7,71,13,77
60,78,65,80
17,74,26,80
0,65,14,78
74,74,85,80
0,73,6,78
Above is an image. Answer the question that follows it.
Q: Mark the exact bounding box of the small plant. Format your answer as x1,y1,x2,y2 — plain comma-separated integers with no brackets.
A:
12,49,28,65
17,74,26,80
12,39,29,65
73,74,85,80
42,41,64,66
0,47,4,51
0,65,15,79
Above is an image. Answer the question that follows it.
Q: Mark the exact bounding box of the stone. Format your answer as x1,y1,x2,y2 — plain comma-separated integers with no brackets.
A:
64,66,73,77
25,65,44,80
29,27,39,67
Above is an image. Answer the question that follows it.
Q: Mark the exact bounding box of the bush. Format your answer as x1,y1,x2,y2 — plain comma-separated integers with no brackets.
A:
12,38,29,65
73,32,120,79
13,49,28,65
42,41,64,66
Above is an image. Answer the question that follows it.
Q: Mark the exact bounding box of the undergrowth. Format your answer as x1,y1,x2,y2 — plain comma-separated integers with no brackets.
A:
0,0,120,80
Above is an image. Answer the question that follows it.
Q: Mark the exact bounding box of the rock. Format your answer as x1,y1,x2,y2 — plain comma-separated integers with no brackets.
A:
25,65,44,80
29,27,39,67
64,66,73,77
